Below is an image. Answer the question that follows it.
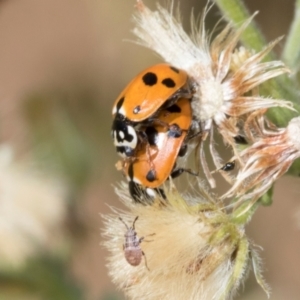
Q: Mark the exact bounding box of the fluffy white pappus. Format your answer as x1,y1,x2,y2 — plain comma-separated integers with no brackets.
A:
102,183,269,300
222,117,300,209
132,0,293,188
133,1,292,126
0,145,68,268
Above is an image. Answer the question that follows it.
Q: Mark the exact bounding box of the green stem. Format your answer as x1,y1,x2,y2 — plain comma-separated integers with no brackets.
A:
231,201,260,225
214,0,267,54
215,0,299,126
282,0,300,69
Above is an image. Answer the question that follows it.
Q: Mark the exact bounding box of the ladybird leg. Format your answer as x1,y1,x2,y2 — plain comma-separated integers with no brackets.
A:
154,188,167,200
167,86,193,104
151,118,186,137
209,127,236,185
137,130,148,144
178,143,188,157
220,161,235,172
211,161,236,174
152,118,169,129
170,168,198,179
186,130,202,142
128,181,155,205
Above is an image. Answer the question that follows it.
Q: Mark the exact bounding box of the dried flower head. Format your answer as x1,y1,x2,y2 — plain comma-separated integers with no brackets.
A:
133,0,293,186
222,116,300,208
102,182,269,300
0,144,68,268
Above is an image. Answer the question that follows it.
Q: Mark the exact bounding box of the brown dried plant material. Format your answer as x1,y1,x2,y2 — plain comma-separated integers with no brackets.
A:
222,117,300,208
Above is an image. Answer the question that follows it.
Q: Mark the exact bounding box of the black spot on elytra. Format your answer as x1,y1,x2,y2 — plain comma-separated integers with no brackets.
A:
116,97,125,112
170,66,180,73
166,104,181,113
146,170,156,182
162,78,176,88
142,72,158,86
145,126,158,146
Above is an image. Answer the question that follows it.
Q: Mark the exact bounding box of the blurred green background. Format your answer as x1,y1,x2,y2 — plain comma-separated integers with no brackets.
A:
0,0,299,299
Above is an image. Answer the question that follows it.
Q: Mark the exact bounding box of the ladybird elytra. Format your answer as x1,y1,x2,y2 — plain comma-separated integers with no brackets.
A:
124,97,192,189
112,63,190,122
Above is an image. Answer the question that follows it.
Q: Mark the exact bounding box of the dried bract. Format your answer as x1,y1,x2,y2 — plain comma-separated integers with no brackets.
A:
222,117,300,208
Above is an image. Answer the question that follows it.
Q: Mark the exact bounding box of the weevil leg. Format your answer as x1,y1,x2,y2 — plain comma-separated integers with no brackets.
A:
142,250,150,271
142,232,156,242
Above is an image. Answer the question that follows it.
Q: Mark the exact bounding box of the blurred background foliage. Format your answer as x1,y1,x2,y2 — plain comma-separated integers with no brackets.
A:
0,0,299,299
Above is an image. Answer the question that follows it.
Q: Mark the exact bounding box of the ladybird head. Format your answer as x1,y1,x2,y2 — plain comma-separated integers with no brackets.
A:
112,117,138,158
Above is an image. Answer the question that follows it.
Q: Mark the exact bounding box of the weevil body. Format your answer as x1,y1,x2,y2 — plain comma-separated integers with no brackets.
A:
120,216,149,269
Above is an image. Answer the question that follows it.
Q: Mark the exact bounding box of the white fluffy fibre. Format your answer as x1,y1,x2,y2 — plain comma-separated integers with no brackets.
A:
0,145,67,268
133,1,292,125
131,0,294,193
102,184,268,300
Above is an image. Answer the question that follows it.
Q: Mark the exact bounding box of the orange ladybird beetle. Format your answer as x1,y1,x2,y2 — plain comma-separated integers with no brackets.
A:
112,63,192,121
111,63,193,158
123,97,196,202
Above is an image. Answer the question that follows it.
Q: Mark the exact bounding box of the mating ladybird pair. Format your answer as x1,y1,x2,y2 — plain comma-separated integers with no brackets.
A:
111,64,197,201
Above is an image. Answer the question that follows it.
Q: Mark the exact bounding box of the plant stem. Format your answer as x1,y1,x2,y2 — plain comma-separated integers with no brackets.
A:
282,0,300,69
215,0,299,126
214,0,267,54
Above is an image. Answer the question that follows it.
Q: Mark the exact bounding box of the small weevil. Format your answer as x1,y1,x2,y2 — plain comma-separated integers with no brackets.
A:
119,216,153,270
